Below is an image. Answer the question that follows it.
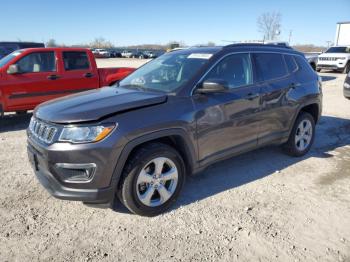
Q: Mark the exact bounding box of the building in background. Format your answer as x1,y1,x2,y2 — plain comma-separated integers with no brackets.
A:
335,21,350,46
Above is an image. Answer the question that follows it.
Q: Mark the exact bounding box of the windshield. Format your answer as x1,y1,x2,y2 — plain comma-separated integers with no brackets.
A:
0,50,23,68
326,47,350,53
119,51,213,92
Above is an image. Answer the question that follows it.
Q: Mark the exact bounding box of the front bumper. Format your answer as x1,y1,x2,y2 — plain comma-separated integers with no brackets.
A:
27,131,125,205
317,63,345,71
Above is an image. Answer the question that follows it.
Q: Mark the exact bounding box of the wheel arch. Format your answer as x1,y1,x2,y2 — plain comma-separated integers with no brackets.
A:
110,129,197,193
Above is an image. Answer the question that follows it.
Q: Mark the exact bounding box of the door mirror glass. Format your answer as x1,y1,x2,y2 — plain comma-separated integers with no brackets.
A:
196,79,229,94
7,64,19,74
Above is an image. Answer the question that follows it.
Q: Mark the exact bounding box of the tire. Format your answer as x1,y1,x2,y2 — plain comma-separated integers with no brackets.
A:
118,143,185,216
343,62,350,74
316,68,321,72
283,112,315,157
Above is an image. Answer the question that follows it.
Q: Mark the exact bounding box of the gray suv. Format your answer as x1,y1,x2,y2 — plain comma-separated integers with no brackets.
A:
27,44,322,216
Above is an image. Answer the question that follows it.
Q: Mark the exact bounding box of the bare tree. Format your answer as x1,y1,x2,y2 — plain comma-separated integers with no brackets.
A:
46,39,57,47
89,37,113,49
257,12,282,41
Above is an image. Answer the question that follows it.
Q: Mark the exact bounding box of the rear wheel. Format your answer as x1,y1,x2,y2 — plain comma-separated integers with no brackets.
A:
316,68,321,72
283,112,315,157
118,143,185,216
343,62,350,74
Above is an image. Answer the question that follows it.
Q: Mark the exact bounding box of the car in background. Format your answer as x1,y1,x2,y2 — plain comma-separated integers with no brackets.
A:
93,49,111,58
304,52,320,71
0,48,134,114
121,50,136,58
317,46,350,73
143,51,157,58
0,42,45,59
109,50,122,58
344,71,350,99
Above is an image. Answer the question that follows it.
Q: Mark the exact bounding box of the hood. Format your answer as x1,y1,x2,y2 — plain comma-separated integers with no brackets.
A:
34,87,167,124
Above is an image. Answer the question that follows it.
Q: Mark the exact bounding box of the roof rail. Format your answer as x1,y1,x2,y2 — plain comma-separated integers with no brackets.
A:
224,43,292,49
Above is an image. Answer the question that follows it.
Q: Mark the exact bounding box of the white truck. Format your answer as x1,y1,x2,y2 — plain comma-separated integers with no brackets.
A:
317,46,350,73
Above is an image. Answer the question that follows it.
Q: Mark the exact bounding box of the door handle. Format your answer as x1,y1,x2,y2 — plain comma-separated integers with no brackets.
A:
84,73,94,78
47,74,60,80
245,93,259,100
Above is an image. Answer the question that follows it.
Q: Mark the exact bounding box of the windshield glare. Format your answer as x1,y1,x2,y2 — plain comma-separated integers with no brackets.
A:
118,52,212,92
0,50,23,68
326,47,350,53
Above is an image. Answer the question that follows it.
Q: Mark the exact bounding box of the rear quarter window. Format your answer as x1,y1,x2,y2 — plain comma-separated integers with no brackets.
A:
254,53,288,82
294,55,316,81
63,51,90,71
284,55,298,73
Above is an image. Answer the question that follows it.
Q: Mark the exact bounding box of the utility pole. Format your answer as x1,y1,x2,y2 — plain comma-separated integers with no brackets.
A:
326,41,332,48
288,30,293,45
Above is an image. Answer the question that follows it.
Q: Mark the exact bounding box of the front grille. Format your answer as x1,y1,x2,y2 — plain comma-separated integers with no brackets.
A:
319,57,337,61
29,117,58,144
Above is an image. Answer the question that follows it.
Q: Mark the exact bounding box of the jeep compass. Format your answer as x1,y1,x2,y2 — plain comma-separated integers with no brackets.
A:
27,44,322,216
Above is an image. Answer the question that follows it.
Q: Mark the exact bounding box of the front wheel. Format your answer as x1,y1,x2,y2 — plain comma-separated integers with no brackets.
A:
343,63,350,74
283,112,315,157
118,143,185,216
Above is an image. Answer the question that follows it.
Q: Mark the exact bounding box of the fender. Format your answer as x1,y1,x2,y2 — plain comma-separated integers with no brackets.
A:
286,97,322,139
109,128,198,190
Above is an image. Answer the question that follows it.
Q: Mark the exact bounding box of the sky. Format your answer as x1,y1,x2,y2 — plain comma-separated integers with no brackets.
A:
1,0,349,47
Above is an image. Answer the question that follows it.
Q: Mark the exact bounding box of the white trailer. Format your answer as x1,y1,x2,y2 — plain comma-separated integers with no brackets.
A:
335,21,350,46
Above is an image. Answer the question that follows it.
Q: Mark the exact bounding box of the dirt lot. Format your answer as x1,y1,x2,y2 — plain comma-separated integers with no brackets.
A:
0,59,349,262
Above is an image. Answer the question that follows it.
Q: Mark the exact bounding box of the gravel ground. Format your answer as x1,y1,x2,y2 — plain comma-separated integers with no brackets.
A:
0,59,349,261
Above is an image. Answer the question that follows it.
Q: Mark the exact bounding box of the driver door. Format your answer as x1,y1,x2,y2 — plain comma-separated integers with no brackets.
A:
4,51,61,111
193,53,262,165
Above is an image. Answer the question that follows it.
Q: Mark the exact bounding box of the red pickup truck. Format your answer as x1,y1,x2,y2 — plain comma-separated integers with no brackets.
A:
0,48,135,115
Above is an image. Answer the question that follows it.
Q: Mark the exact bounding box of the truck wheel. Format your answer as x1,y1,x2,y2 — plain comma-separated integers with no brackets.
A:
283,112,315,157
316,68,321,72
118,143,185,216
343,63,350,74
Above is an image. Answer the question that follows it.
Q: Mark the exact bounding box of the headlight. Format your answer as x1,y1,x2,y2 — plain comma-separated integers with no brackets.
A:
59,124,116,143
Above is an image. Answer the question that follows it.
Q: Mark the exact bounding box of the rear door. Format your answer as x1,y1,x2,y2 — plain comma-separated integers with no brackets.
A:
3,51,63,111
58,51,99,91
253,52,296,145
194,53,262,164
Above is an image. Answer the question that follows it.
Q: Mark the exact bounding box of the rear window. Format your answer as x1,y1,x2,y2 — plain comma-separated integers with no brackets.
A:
284,55,298,73
63,51,90,71
254,53,288,82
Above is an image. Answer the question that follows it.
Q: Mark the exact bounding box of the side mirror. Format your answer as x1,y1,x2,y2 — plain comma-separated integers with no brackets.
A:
7,64,19,75
195,79,229,94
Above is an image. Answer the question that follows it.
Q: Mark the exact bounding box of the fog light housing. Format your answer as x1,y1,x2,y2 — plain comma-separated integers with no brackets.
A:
54,163,96,182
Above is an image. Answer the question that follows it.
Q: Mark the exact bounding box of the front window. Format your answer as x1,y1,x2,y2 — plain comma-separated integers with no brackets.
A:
0,50,23,68
16,52,56,73
119,51,213,92
326,47,350,53
204,53,253,89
